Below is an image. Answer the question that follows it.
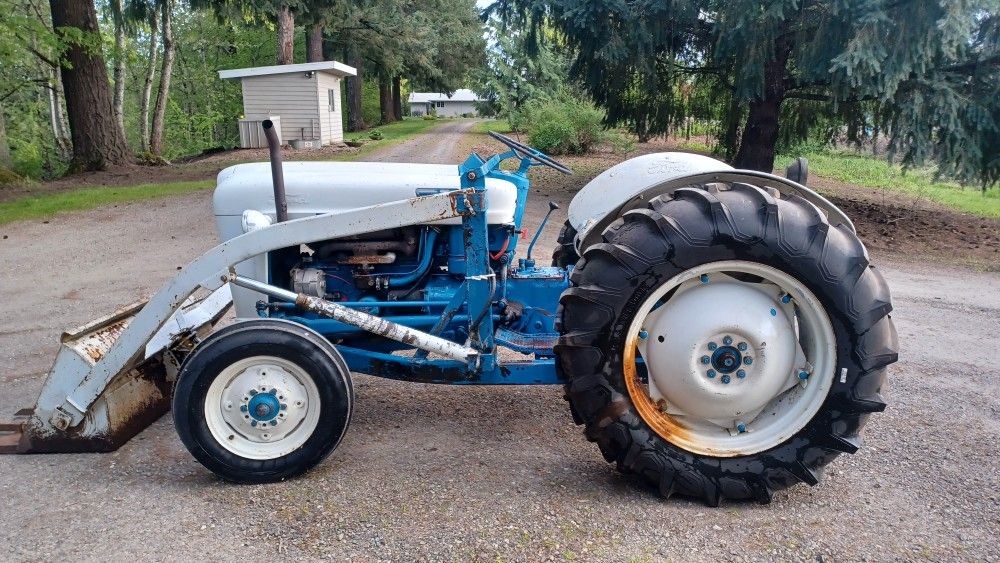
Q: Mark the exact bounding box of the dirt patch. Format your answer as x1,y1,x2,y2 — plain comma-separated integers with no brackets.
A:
462,132,1000,269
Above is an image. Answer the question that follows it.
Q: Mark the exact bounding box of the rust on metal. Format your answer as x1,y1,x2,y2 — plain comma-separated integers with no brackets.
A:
622,331,694,447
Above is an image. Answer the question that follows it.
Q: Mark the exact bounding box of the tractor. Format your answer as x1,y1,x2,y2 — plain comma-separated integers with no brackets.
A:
0,122,897,505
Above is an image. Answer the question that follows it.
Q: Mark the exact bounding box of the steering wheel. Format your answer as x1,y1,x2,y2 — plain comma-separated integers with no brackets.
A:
488,131,574,175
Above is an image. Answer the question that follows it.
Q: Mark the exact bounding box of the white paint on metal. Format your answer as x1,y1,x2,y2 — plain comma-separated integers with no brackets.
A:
206,356,320,459
630,260,837,456
43,190,471,429
144,285,233,360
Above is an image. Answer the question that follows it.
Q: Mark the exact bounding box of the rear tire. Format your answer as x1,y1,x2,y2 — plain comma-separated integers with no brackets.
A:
173,319,353,483
556,183,897,504
551,220,579,268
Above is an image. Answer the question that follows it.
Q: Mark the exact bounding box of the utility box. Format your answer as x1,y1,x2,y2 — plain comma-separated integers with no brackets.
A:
238,117,282,149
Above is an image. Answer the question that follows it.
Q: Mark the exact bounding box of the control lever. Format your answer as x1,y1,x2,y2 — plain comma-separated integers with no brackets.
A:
524,201,560,266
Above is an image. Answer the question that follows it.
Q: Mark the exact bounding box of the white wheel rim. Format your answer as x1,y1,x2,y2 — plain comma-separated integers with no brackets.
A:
624,260,836,457
204,355,321,460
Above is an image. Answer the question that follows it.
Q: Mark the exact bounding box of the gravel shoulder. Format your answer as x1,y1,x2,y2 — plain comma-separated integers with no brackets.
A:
0,126,998,562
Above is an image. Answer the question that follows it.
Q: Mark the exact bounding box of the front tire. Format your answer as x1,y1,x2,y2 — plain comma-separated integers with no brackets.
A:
556,183,897,504
173,319,353,483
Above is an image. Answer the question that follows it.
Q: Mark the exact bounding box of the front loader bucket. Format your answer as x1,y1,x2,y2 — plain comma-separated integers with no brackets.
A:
0,288,231,454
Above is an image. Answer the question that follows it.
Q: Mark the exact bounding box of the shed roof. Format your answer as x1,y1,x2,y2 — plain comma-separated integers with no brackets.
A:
408,89,481,103
218,61,357,80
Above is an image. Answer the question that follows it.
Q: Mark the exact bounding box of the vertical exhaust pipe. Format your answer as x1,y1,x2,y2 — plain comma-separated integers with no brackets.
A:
261,119,289,223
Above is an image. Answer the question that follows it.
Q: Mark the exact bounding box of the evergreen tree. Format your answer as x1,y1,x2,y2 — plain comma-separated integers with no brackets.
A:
494,0,1000,185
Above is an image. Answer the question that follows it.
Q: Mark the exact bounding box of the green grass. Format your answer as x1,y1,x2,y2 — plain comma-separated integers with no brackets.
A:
471,119,514,135
0,180,213,225
675,139,714,154
776,150,1000,218
0,118,447,225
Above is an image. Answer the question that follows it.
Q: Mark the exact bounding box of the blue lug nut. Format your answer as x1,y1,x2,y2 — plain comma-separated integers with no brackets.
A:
721,374,731,384
707,369,717,379
737,423,747,433
781,294,792,304
723,336,733,345
700,274,710,284
736,369,746,379
744,356,753,365
701,355,711,365
798,370,809,380
738,342,748,351
638,330,648,340
707,342,718,351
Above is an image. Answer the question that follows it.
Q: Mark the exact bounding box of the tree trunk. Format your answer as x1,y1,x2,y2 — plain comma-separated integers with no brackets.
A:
49,0,132,171
346,47,364,132
0,101,10,169
276,4,294,65
46,70,72,158
392,75,403,121
149,0,174,156
306,22,324,62
111,0,127,141
733,37,792,172
379,77,394,124
140,5,159,152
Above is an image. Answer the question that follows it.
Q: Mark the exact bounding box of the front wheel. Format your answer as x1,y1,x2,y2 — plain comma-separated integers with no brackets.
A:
556,183,898,504
173,319,353,483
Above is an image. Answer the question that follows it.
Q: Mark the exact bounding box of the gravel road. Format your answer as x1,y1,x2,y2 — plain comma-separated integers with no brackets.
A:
0,124,998,562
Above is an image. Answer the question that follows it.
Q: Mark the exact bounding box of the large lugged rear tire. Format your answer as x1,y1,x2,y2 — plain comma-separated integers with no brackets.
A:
173,319,353,484
555,183,898,504
551,220,579,268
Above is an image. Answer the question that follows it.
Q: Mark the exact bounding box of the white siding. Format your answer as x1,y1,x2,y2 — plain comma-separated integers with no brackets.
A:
315,72,344,144
431,100,478,117
241,74,321,143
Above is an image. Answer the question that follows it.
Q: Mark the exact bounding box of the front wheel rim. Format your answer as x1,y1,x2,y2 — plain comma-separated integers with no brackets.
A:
204,355,321,460
623,260,837,457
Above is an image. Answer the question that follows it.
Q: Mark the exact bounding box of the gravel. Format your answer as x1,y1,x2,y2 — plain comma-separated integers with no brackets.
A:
0,125,998,562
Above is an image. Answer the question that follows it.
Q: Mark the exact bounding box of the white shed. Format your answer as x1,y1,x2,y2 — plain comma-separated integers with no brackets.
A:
408,89,481,117
219,61,357,148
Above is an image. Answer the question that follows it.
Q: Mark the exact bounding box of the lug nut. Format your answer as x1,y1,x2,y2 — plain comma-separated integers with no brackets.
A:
721,374,731,384
701,355,711,365
723,336,733,345
707,342,718,351
707,369,717,379
638,330,649,340
700,274,710,284
744,356,753,365
738,342,748,351
798,370,809,380
781,293,792,304
737,423,747,433
240,405,248,412
737,369,746,379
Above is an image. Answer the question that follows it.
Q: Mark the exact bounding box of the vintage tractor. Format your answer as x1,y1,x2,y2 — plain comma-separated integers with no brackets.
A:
0,122,897,504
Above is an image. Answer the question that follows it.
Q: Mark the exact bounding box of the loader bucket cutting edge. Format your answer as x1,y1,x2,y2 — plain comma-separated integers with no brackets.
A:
0,288,232,454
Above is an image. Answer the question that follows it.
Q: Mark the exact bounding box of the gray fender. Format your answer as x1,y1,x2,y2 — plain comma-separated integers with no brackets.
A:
568,152,854,252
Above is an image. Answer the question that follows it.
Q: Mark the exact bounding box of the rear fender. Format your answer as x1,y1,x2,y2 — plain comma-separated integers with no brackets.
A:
568,152,854,252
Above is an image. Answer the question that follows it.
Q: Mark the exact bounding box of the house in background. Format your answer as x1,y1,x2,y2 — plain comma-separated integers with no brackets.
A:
408,89,481,117
219,61,357,148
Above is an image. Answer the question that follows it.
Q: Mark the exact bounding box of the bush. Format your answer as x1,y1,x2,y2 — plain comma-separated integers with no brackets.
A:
516,98,605,155
422,114,437,120
368,129,384,140
606,130,637,155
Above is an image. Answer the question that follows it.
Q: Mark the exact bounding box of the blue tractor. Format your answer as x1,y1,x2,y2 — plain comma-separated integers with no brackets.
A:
3,124,897,505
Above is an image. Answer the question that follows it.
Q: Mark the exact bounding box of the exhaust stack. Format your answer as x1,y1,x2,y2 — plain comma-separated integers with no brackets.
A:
262,119,289,223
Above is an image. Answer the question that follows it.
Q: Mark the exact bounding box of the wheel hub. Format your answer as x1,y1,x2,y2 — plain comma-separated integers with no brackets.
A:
218,362,310,441
710,346,742,374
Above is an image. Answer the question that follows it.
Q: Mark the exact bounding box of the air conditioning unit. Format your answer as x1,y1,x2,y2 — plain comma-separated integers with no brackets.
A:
238,117,281,148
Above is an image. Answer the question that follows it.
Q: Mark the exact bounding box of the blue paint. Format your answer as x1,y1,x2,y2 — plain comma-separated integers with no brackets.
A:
770,308,777,316
248,392,281,422
639,330,649,340
737,342,748,351
721,374,731,384
737,423,746,433
736,369,746,379
388,228,439,287
798,370,809,380
707,369,717,379
781,294,792,304
700,274,710,284
744,356,754,365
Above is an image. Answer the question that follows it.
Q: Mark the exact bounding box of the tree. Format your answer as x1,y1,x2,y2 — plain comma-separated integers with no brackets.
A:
149,0,174,155
497,0,1000,185
49,0,132,170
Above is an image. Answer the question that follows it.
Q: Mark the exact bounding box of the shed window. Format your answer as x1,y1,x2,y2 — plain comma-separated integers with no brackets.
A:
328,89,336,112
436,101,445,108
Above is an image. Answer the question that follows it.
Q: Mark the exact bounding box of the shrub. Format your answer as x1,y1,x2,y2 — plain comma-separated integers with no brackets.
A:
606,131,637,155
368,129,384,140
422,114,437,120
517,98,605,155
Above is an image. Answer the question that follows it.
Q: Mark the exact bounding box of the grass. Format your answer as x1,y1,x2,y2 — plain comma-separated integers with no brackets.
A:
776,150,1000,218
0,180,212,225
471,119,514,135
0,118,446,225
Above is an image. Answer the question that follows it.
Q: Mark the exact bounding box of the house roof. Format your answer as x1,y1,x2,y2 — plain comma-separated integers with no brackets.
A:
218,61,357,80
408,89,481,103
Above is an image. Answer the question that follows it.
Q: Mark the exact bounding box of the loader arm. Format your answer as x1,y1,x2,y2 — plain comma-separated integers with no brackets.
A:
7,189,474,451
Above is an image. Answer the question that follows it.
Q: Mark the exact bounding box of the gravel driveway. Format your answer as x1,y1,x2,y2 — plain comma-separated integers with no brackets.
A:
0,125,997,562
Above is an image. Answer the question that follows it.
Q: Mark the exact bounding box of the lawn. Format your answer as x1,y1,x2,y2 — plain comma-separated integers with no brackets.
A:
471,119,513,135
0,118,446,225
776,150,1000,219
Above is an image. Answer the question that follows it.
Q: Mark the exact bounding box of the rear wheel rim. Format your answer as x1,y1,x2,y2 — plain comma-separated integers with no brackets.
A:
204,355,321,460
623,260,836,457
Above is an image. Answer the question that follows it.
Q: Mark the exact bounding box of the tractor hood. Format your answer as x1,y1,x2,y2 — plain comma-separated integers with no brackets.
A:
213,161,518,227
